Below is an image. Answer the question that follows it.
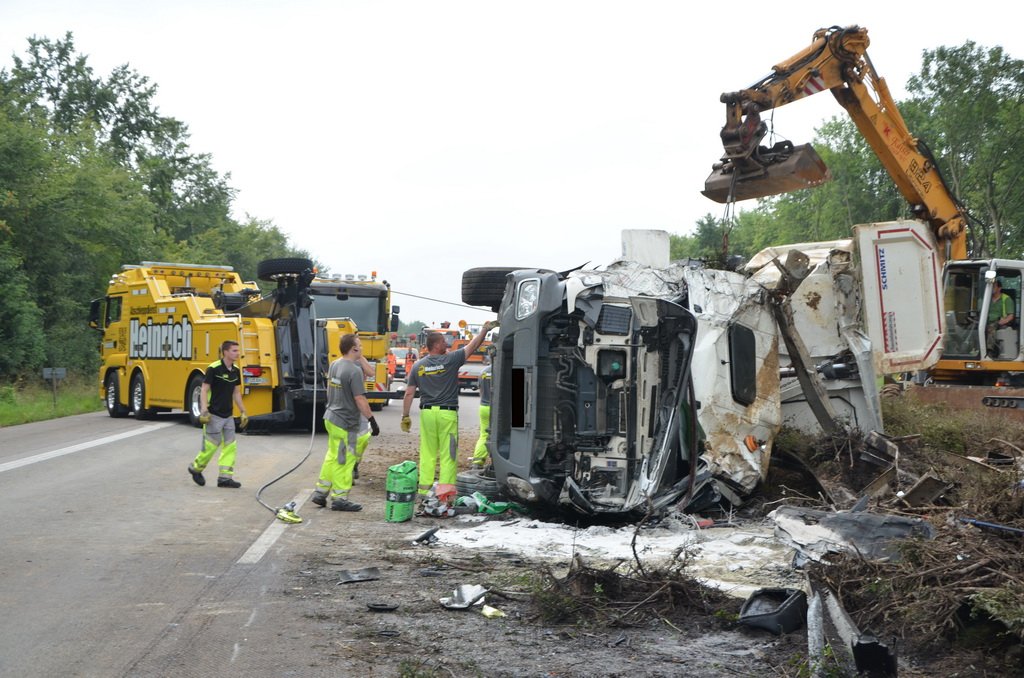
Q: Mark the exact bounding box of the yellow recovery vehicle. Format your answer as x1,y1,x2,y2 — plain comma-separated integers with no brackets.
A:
88,258,401,429
704,24,1024,401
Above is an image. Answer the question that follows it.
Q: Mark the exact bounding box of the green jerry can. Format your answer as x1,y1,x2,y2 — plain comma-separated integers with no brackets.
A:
385,460,418,522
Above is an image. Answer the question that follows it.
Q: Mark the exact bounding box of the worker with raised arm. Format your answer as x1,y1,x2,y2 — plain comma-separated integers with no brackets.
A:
310,334,379,512
189,340,248,488
402,320,497,510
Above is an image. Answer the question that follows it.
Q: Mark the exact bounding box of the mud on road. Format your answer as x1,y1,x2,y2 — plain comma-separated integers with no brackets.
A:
270,425,805,678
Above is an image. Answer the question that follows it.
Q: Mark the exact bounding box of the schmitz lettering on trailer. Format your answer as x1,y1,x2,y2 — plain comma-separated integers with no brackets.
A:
877,247,888,290
129,317,193,359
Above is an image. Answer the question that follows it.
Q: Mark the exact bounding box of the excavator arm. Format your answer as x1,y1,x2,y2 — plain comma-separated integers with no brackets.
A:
704,25,968,261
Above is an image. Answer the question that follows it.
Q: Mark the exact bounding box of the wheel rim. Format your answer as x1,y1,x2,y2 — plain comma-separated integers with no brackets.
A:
132,378,144,412
189,383,203,418
106,377,117,411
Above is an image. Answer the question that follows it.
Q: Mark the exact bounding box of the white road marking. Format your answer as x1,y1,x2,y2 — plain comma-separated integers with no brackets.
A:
0,422,175,474
236,491,309,565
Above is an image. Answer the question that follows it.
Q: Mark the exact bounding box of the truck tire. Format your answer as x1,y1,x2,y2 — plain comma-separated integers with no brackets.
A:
105,372,129,418
456,468,505,501
130,372,156,420
257,257,314,282
462,267,524,312
185,372,205,427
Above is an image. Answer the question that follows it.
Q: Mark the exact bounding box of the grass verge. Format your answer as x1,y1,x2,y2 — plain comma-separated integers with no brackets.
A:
0,375,102,427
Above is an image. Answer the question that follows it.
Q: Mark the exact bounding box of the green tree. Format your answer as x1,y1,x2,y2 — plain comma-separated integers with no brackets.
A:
0,33,311,379
906,42,1024,257
1,33,236,245
0,242,45,376
179,216,312,281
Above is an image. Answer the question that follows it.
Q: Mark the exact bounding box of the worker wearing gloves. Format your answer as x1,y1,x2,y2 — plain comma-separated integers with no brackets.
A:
471,354,493,469
402,320,497,508
311,334,379,512
189,340,248,488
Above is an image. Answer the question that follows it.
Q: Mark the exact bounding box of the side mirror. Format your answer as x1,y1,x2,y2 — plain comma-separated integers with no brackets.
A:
88,299,103,332
392,305,400,314
391,315,400,332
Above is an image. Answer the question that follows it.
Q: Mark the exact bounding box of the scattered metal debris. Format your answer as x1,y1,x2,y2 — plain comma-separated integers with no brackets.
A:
412,526,440,545
439,584,488,610
335,567,381,584
771,505,935,562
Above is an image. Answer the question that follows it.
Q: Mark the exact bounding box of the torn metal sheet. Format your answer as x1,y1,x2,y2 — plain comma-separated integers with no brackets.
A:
807,582,898,677
861,466,896,501
336,567,381,584
771,505,934,562
898,473,951,507
683,266,780,493
439,584,488,609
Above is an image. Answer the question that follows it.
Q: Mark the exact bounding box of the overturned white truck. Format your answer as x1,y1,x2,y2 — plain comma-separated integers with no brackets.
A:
462,224,942,516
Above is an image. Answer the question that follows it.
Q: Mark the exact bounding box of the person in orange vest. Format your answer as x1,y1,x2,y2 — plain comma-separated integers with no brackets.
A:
404,349,417,378
387,349,397,377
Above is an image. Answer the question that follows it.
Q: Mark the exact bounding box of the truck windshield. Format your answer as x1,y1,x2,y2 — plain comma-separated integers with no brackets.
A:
310,291,384,334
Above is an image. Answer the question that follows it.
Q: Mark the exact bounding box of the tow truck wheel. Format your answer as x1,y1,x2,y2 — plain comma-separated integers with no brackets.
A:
462,267,527,312
256,257,314,282
130,372,156,420
105,373,129,418
185,373,205,427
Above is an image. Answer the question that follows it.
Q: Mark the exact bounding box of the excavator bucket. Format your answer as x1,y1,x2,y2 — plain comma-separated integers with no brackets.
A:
702,143,831,203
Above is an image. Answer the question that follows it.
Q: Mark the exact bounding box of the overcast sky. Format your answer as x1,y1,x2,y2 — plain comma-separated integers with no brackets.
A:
4,1,1022,325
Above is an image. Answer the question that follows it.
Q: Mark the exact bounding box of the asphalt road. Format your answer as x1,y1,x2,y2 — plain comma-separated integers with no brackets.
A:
0,390,481,677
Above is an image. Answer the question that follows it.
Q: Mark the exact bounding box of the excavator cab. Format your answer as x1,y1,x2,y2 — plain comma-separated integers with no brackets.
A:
940,264,1024,367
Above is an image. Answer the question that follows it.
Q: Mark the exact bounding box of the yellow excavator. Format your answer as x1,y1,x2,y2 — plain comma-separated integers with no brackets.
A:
704,24,1024,397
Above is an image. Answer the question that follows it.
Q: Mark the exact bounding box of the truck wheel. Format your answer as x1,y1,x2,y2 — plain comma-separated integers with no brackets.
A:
456,468,505,501
130,372,156,420
185,373,205,427
105,373,129,418
462,267,525,312
257,257,314,281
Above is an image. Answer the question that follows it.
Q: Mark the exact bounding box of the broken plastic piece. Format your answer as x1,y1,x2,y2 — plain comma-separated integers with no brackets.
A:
480,604,506,618
738,588,808,635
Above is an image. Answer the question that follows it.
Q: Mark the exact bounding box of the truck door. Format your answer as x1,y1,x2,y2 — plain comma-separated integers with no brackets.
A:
855,220,944,374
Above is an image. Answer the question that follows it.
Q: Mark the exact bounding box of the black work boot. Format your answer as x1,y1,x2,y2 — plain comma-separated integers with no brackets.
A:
217,477,241,489
310,491,328,507
331,498,363,512
188,466,206,486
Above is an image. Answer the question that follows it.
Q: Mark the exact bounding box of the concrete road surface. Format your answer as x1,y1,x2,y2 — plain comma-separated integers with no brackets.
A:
0,394,479,676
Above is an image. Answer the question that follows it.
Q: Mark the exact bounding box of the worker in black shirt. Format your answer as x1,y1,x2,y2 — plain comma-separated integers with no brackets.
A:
188,340,248,488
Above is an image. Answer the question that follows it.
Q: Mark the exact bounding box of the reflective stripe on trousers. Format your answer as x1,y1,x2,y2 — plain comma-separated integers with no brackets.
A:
192,413,237,478
317,420,371,499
